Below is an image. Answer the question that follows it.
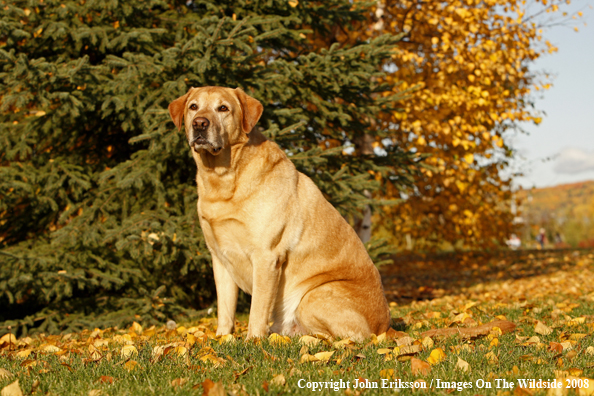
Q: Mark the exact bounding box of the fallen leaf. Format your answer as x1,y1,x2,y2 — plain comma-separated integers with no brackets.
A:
427,348,446,365
411,357,431,376
171,378,188,388
1,380,23,396
535,321,553,336
396,336,415,346
174,346,188,357
219,334,234,344
120,345,138,359
299,335,320,346
269,333,290,345
98,376,114,384
377,348,392,355
385,328,408,340
333,338,354,348
394,345,421,356
568,369,583,377
0,334,16,347
0,368,13,380
586,346,594,356
380,368,395,379
550,342,564,353
299,353,318,363
270,374,286,386
130,321,143,335
124,360,139,371
88,390,103,396
561,342,573,351
202,379,215,396
42,344,61,353
456,357,470,372
485,351,499,364
420,320,516,339
313,351,334,362
421,337,434,349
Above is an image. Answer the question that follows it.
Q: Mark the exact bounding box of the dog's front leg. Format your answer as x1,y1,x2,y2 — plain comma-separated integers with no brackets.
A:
213,256,238,336
247,255,282,339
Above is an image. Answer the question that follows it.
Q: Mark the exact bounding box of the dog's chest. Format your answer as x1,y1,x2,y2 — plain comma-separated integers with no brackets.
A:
198,203,256,294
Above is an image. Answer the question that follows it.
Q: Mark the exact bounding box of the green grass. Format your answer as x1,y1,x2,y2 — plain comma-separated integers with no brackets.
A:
1,249,594,395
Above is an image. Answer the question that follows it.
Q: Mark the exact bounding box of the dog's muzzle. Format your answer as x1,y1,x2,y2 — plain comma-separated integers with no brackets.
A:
189,117,222,154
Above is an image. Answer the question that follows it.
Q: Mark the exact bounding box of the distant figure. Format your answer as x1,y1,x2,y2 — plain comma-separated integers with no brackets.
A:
536,228,546,249
554,232,562,244
507,234,521,250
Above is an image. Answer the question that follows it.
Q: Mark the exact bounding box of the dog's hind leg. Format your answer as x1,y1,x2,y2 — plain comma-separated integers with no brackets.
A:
296,282,380,342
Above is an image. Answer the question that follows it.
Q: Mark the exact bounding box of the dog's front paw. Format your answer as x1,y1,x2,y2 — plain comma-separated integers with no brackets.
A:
246,327,267,340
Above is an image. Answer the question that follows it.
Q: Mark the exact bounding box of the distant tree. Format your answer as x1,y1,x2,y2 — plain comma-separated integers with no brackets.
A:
357,0,584,250
0,0,419,335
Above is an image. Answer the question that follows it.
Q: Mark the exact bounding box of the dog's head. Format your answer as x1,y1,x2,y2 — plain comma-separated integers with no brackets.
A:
168,87,263,156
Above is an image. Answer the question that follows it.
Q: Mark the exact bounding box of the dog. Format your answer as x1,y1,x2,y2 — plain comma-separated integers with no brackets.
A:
168,86,390,340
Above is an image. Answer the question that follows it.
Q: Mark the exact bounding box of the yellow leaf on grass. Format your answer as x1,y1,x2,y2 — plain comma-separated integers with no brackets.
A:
396,336,415,346
42,345,62,353
130,321,143,334
15,349,32,359
485,351,499,364
120,345,138,359
1,380,23,396
313,351,334,362
394,345,421,356
174,346,188,357
299,335,320,346
0,334,16,347
421,337,434,349
380,369,395,379
219,334,235,344
333,338,354,348
270,374,286,387
288,0,298,7
299,353,318,363
269,333,290,345
456,357,470,372
0,369,13,380
170,378,188,389
124,360,139,371
427,348,446,365
585,346,594,356
535,321,553,335
377,348,392,355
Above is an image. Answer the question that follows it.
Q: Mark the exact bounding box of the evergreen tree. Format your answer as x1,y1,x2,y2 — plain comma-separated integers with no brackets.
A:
0,0,419,335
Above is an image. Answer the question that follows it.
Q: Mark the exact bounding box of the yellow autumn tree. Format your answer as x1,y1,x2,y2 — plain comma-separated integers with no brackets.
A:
357,0,582,250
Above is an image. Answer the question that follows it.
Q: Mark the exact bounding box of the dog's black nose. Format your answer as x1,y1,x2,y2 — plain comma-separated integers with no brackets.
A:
192,117,210,131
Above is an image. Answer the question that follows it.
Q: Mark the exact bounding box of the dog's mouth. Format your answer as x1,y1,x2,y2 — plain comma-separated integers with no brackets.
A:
190,136,223,155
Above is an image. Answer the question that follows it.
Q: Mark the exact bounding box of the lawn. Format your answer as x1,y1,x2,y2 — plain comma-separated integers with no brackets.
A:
1,249,594,395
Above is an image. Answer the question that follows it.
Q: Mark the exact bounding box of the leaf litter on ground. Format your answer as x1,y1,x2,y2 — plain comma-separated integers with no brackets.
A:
1,249,594,395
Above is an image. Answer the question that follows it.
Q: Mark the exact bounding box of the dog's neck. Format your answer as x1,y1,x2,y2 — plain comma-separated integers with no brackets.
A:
193,131,266,201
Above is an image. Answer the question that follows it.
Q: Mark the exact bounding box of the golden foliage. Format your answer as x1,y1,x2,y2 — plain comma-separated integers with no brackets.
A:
357,0,582,249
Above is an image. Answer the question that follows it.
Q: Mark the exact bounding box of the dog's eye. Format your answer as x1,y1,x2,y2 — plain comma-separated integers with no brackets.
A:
189,104,198,111
218,105,229,112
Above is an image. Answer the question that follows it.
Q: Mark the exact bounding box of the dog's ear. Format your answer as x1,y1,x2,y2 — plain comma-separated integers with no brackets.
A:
235,88,263,134
168,91,190,131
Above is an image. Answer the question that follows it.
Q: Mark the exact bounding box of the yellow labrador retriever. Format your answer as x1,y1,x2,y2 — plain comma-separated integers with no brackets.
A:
169,86,390,340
